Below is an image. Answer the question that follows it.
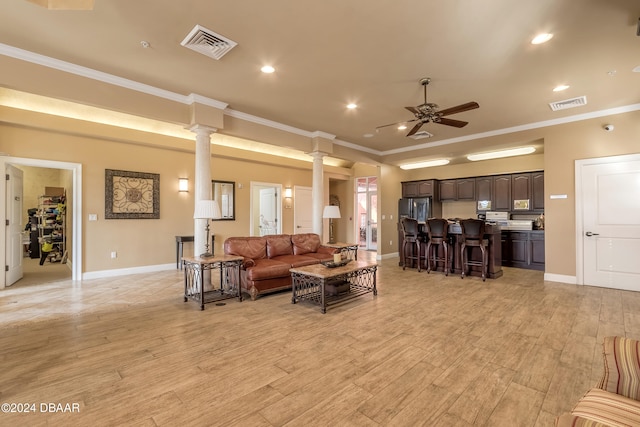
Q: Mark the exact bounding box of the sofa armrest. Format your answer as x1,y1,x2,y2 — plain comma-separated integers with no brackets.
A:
597,336,640,400
317,245,339,255
242,258,256,269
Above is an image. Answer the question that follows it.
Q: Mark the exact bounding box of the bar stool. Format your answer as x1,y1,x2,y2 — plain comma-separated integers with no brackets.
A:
460,219,489,281
425,218,451,275
401,217,426,272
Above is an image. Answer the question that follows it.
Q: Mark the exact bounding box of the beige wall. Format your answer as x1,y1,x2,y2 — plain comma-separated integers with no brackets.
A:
2,102,638,281
0,120,355,274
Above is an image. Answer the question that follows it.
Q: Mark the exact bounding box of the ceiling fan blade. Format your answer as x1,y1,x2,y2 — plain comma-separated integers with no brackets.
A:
405,106,420,115
436,117,468,128
438,101,479,117
375,118,418,130
406,121,425,136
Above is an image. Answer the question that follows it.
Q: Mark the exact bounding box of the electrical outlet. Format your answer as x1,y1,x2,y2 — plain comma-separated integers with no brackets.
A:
111,251,117,259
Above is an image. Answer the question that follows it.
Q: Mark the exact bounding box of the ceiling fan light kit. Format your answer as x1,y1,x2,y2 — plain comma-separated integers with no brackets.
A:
376,77,479,137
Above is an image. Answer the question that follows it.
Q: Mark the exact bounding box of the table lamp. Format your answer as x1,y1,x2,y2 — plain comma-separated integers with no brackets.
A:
322,205,341,244
193,199,221,257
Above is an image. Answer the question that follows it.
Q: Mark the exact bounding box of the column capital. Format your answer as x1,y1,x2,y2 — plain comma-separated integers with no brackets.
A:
308,151,328,161
187,124,218,135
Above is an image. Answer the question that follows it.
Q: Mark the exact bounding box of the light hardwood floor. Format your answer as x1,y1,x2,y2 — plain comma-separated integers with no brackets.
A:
2,252,639,426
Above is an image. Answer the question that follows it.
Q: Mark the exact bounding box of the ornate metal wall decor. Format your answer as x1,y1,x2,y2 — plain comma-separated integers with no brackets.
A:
105,169,160,219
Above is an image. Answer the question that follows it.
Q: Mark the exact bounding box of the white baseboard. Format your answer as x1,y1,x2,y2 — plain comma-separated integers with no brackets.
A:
377,252,399,260
544,273,578,285
82,263,175,280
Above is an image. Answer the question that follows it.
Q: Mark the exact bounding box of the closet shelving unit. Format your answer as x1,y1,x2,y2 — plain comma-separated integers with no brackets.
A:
38,194,66,263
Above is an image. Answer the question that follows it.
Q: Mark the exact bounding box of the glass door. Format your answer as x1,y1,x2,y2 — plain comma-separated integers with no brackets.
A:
356,177,377,251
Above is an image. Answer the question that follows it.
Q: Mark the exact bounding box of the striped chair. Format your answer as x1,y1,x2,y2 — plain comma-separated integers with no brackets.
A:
556,336,640,426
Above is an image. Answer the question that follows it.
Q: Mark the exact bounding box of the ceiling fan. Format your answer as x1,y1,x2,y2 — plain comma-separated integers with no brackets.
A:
377,78,479,137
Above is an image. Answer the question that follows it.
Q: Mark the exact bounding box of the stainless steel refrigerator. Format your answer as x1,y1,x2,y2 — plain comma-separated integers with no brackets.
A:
398,197,432,222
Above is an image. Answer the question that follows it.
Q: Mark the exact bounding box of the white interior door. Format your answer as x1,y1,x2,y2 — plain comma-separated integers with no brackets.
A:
294,186,313,234
581,156,640,290
5,164,24,286
259,187,278,236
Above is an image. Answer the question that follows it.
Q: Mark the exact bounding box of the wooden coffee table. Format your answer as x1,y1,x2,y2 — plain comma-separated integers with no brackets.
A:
290,260,377,313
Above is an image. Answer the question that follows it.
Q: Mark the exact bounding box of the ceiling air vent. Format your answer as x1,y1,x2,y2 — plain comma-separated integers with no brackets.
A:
181,25,237,60
408,130,434,140
549,96,587,111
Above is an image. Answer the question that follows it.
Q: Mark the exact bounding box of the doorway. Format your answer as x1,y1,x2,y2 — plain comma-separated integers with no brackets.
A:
250,182,282,236
576,153,640,290
293,186,313,234
356,176,377,251
2,157,81,289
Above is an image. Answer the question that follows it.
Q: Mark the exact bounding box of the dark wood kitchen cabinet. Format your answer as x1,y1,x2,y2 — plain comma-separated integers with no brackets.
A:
402,180,437,198
476,176,492,210
439,178,475,201
532,171,545,211
438,180,457,201
492,175,512,211
512,173,532,210
502,231,545,271
456,178,476,200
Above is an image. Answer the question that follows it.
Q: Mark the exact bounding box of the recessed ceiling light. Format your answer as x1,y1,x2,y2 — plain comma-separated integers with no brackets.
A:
400,159,450,170
553,85,570,92
363,133,374,138
397,124,407,130
531,33,553,44
261,65,275,73
467,146,536,162
346,103,357,109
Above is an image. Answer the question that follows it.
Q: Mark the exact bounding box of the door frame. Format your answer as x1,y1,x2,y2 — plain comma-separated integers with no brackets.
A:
575,153,640,286
249,181,282,236
0,156,82,288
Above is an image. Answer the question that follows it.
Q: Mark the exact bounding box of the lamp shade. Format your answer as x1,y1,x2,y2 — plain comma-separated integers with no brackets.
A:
193,200,221,219
322,205,341,219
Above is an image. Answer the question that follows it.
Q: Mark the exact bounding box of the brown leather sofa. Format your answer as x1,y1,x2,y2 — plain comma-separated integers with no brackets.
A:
223,233,337,300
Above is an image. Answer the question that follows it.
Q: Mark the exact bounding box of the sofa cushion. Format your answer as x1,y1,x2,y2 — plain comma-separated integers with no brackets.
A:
245,259,291,281
271,254,318,268
568,388,640,427
292,233,321,255
266,234,293,258
224,237,267,260
598,336,640,400
555,413,613,426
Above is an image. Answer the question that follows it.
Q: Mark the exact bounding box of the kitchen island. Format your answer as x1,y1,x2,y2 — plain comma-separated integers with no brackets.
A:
399,221,503,279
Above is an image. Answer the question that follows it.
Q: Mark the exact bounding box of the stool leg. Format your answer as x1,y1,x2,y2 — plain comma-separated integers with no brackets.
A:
443,242,448,276
481,246,487,281
426,241,432,273
460,243,466,279
415,241,421,272
402,240,407,270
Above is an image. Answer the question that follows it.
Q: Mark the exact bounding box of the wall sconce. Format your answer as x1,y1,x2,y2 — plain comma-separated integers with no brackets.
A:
284,187,292,209
178,178,189,192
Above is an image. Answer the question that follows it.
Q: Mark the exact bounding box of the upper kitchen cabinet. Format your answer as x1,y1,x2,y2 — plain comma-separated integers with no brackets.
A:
438,180,457,201
511,172,545,212
456,178,475,201
402,180,437,198
476,176,493,211
438,178,475,201
532,171,545,211
492,175,512,211
512,173,532,211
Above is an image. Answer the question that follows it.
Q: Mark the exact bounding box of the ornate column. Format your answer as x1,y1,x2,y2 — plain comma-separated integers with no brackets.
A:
189,125,216,256
310,151,326,236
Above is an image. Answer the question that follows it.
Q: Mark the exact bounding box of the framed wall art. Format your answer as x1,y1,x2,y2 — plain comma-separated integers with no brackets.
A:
105,169,160,219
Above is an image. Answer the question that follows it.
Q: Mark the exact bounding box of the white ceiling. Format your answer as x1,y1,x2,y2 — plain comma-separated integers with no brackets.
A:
1,0,639,166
